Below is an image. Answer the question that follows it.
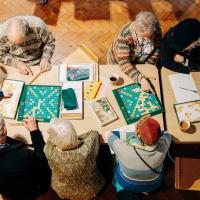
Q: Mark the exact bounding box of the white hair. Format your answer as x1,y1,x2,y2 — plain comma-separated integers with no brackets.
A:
6,19,28,41
47,119,79,151
135,11,157,36
0,114,5,139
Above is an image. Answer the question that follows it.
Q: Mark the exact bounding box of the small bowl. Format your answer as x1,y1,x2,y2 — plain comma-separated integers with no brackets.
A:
109,73,120,86
179,119,190,132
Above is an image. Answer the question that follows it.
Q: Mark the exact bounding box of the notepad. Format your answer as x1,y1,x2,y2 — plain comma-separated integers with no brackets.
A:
169,74,200,103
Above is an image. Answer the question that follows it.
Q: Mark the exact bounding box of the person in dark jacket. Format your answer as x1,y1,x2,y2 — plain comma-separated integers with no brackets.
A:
0,114,51,200
159,18,200,73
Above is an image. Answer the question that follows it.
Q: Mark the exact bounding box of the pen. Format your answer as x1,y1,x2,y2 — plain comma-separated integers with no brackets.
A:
179,87,198,93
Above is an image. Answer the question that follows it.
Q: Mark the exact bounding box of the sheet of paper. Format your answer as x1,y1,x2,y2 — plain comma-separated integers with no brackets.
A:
169,74,200,103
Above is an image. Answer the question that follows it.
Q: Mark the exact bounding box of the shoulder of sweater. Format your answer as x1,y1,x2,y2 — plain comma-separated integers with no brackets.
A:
79,130,99,140
119,21,133,37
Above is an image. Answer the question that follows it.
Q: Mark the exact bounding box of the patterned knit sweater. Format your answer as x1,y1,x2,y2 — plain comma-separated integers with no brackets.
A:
44,131,105,200
108,21,162,83
0,16,55,66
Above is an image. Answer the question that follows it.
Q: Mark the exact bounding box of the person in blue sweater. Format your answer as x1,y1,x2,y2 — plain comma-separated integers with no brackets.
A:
108,116,171,195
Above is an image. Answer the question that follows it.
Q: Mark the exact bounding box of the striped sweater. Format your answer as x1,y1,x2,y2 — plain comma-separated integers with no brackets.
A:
108,130,171,192
0,16,55,66
108,22,162,83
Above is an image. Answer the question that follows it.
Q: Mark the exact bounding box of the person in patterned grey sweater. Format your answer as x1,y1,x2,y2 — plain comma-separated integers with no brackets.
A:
108,11,162,95
0,15,55,75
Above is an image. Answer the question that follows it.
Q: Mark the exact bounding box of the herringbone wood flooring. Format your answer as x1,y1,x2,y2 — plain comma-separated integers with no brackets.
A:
0,0,200,200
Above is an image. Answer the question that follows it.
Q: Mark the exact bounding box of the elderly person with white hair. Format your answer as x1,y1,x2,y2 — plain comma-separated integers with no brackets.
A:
0,15,55,75
108,11,162,95
0,115,51,200
44,119,105,200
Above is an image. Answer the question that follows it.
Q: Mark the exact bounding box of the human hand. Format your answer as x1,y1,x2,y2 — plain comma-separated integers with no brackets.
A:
141,78,155,95
174,54,184,63
16,61,33,76
23,115,38,132
40,58,52,72
3,91,13,98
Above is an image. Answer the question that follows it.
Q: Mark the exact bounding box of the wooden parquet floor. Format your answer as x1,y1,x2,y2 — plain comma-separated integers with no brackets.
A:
0,0,200,200
1,0,200,65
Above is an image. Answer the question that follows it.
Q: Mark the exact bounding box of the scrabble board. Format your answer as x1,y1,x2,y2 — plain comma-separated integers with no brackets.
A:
113,83,164,124
18,85,61,122
0,79,24,119
174,100,200,123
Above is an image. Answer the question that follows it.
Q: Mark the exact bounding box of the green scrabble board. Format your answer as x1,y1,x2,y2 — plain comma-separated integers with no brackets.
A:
18,85,61,122
113,83,164,124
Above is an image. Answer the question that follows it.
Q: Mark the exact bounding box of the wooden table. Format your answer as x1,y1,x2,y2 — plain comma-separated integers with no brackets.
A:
0,64,163,143
161,68,200,143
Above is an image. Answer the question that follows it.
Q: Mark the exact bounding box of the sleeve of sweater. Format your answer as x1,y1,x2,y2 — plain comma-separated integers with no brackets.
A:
30,129,45,154
38,24,55,62
187,46,200,70
114,25,144,83
160,39,190,74
0,38,19,66
158,131,172,153
107,131,131,157
146,22,162,64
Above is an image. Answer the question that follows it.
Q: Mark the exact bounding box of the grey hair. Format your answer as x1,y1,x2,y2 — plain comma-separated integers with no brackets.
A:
6,18,28,38
0,114,5,138
135,11,157,36
47,118,79,151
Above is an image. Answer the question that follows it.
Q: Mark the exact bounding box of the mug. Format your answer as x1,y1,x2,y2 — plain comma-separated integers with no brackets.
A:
179,118,190,132
109,73,120,86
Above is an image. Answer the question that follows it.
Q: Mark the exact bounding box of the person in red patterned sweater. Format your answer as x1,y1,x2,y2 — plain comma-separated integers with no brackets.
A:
108,11,162,95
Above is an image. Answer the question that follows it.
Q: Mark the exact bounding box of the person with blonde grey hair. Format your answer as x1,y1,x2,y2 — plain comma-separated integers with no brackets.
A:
108,11,162,95
0,15,55,75
44,119,105,200
0,114,51,200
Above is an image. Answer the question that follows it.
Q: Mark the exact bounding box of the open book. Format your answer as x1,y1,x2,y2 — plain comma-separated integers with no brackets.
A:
90,97,118,126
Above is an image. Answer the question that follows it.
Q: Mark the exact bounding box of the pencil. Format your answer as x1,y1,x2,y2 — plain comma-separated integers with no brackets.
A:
145,76,156,80
8,122,24,126
179,87,198,93
28,71,42,85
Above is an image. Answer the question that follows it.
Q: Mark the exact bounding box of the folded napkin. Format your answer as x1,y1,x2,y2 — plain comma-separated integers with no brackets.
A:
62,88,77,110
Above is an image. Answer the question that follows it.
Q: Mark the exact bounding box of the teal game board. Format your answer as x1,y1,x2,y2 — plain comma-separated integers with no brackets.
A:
113,83,164,124
18,85,61,122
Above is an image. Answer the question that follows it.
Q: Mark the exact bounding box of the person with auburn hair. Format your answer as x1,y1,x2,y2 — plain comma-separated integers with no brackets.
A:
44,119,105,200
107,116,171,195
